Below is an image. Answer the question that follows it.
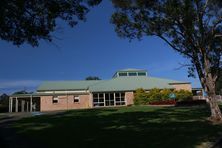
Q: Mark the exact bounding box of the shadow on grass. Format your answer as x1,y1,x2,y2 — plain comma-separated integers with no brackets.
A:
2,106,222,148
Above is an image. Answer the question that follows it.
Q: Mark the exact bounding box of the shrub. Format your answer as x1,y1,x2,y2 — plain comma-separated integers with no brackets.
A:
161,89,172,100
148,88,162,102
134,88,193,105
174,90,193,101
134,88,149,105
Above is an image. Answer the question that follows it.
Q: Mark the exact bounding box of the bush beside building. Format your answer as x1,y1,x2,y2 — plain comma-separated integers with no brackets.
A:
134,88,193,105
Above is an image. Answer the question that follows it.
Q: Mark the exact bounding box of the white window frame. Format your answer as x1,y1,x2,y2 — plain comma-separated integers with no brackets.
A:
74,96,80,103
52,96,59,104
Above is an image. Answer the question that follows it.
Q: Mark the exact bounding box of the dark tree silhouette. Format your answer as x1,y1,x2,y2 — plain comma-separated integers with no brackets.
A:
12,90,29,94
85,76,101,80
111,0,222,121
0,0,101,46
0,93,9,112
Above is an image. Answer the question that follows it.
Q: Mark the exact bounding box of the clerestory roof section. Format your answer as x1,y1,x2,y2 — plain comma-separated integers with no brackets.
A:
117,68,147,72
113,68,148,78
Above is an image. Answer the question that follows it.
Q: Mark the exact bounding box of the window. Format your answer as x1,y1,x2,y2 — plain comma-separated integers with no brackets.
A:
93,92,125,107
93,93,104,107
74,96,80,103
138,72,146,76
52,96,59,103
119,72,127,76
105,93,114,106
115,92,125,106
128,72,137,76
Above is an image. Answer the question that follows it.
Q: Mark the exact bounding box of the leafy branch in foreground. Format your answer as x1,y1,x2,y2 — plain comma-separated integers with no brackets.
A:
111,0,222,121
0,0,102,46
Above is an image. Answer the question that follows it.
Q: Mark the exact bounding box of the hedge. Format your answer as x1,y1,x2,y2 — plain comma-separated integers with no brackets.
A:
134,88,193,105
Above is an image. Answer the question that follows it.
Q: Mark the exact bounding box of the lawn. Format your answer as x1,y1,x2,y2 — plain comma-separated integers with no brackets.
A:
2,105,222,148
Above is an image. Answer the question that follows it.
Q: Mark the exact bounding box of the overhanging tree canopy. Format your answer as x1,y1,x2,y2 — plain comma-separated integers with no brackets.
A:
111,0,222,121
0,0,101,46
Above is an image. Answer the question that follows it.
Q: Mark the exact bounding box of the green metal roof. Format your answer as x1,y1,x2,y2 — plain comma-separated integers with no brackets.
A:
10,92,89,98
37,76,188,92
89,76,184,92
37,80,103,91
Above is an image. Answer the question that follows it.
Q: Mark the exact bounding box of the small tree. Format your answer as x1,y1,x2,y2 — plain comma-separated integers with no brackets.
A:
13,90,29,95
0,93,9,112
85,76,101,80
111,0,222,121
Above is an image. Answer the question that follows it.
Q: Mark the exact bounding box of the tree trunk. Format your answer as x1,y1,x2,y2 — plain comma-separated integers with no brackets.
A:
205,76,222,122
208,94,222,122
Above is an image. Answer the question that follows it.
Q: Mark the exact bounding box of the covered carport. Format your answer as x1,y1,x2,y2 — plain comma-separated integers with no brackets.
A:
9,94,41,112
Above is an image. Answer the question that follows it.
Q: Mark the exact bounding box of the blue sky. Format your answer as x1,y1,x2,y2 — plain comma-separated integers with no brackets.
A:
0,1,201,94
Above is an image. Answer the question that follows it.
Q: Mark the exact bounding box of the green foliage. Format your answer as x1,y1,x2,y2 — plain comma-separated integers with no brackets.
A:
0,0,102,46
85,76,101,80
134,88,148,105
0,93,9,112
134,88,193,105
111,0,222,101
174,90,193,101
148,88,162,102
13,90,29,95
161,89,172,101
0,93,9,105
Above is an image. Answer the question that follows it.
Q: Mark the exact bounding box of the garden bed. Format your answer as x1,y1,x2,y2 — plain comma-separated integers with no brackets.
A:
148,100,207,106
149,100,176,105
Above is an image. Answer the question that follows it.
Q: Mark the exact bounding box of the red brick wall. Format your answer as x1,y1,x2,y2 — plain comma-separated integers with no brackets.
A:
40,94,91,111
125,92,134,105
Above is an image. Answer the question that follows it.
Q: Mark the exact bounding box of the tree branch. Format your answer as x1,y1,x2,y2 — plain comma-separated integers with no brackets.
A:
157,34,193,59
174,62,193,70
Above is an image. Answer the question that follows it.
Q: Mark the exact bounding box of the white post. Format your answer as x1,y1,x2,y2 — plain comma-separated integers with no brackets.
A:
103,93,106,106
8,97,11,112
15,97,18,112
10,97,13,112
114,93,116,106
27,102,29,112
30,96,32,112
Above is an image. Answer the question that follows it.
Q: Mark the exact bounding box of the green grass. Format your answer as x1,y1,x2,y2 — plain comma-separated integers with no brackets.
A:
6,106,222,148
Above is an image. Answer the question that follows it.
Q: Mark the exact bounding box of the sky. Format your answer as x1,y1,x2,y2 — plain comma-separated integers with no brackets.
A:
0,1,201,94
